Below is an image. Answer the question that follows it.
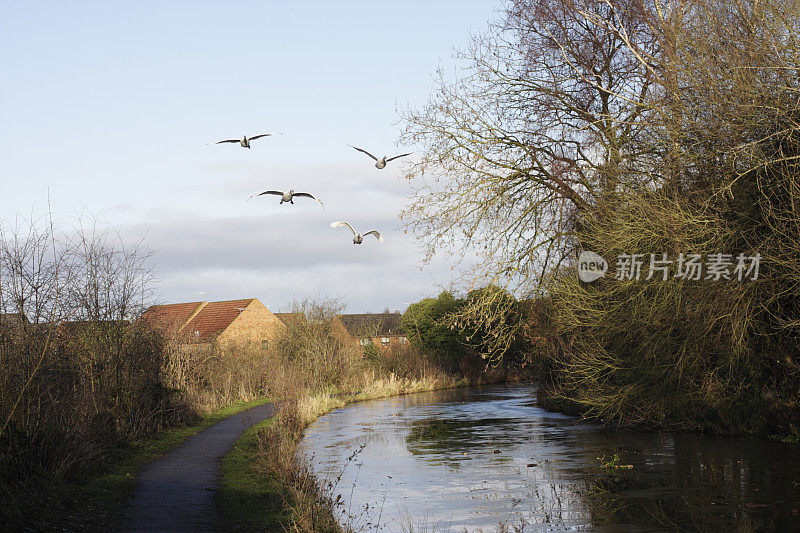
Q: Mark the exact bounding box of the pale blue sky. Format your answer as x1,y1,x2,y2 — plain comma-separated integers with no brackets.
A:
0,1,501,312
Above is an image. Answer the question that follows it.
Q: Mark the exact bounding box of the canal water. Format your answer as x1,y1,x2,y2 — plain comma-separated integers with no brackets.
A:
298,384,800,531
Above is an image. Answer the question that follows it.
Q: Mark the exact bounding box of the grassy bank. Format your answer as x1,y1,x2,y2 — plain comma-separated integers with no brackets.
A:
216,299,531,532
2,290,527,530
1,320,276,530
220,373,469,532
534,184,800,439
219,417,289,531
17,396,270,531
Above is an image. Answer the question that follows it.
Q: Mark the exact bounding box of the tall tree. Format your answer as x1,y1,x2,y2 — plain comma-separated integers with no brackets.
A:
401,0,662,359
402,0,659,289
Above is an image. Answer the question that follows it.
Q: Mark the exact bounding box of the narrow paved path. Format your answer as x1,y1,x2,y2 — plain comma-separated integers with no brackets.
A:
116,402,275,532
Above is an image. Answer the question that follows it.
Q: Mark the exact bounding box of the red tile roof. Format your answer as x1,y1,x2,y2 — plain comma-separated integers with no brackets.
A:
184,299,254,341
141,302,203,332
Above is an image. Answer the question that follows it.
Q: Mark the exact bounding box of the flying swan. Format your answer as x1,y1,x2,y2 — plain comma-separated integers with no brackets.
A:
349,145,411,169
250,189,324,206
215,133,280,148
331,221,383,244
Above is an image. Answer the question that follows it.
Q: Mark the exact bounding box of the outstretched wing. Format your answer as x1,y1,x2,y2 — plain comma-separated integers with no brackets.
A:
330,221,356,235
363,230,384,243
386,152,412,162
215,139,240,144
250,190,284,199
249,133,280,141
293,192,324,206
350,145,378,161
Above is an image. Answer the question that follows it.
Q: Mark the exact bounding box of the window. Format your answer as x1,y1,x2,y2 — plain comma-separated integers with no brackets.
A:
360,338,370,346
381,337,390,346
399,336,408,345
261,340,269,350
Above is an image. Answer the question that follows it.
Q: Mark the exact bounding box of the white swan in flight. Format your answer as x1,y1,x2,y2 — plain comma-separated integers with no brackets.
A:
216,133,280,148
250,189,323,206
331,221,383,244
350,145,411,169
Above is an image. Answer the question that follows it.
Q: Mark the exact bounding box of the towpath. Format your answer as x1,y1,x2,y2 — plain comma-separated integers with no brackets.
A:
116,402,275,532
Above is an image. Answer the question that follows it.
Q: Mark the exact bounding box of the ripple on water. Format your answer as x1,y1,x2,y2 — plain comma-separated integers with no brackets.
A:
299,384,800,531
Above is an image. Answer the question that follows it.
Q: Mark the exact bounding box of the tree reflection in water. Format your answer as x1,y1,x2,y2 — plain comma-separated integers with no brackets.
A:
301,385,800,531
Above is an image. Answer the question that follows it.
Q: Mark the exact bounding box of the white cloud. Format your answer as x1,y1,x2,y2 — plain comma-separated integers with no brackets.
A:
118,161,469,312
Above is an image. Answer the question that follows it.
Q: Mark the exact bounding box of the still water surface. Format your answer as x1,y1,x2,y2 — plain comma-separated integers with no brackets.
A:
299,384,800,531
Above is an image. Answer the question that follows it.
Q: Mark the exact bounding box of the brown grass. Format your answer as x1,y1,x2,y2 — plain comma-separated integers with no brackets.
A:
234,299,469,532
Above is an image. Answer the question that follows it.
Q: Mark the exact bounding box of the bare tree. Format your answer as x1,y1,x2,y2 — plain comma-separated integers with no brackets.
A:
399,0,666,360
0,214,71,326
66,217,155,322
401,0,660,294
0,212,158,442
531,0,800,429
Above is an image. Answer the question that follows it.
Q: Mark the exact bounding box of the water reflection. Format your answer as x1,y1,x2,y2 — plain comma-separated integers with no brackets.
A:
299,385,800,531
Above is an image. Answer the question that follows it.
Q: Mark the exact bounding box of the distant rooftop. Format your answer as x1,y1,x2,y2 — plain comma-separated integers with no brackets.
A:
141,298,258,341
141,302,203,333
187,299,255,340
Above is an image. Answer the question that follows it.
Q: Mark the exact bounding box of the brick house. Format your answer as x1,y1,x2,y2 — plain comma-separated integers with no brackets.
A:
337,313,408,352
142,298,284,350
141,301,204,337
